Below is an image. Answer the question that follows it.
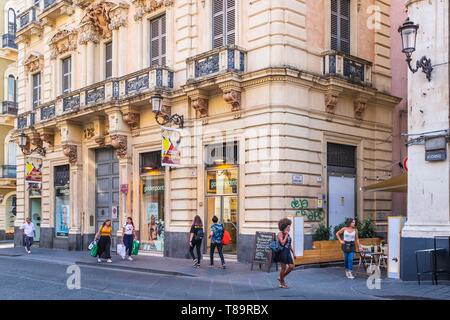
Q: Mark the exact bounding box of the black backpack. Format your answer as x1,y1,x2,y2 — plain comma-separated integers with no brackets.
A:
195,228,204,241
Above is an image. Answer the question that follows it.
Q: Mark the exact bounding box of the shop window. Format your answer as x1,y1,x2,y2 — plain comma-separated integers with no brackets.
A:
54,165,70,237
205,141,238,167
140,151,164,252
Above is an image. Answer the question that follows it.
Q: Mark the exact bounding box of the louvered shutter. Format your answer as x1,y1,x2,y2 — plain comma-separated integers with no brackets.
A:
330,0,350,54
226,0,236,45
150,15,166,66
213,0,224,48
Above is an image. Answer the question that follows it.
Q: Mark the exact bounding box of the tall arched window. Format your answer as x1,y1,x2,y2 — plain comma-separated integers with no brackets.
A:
8,9,16,35
7,75,16,102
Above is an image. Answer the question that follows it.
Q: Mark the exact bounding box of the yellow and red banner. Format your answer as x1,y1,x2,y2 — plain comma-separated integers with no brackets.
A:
161,126,181,167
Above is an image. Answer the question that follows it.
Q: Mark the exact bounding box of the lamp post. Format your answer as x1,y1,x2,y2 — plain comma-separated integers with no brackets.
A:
398,18,433,81
151,93,184,129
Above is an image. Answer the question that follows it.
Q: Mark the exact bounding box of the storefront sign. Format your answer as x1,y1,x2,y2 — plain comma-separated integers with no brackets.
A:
425,136,447,162
120,184,128,194
209,179,238,190
161,126,181,167
425,149,447,161
25,159,43,182
143,185,165,194
291,198,324,222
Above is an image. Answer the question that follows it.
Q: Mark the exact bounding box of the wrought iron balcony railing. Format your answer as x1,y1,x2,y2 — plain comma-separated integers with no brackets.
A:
40,104,55,121
2,34,17,50
2,101,18,116
0,165,17,179
186,45,246,82
323,51,372,84
18,7,39,30
17,114,28,129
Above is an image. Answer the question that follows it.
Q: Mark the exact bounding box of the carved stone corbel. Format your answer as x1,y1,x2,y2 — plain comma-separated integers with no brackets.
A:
353,94,371,120
110,134,128,159
325,89,342,115
40,133,54,147
223,90,241,112
63,144,78,165
123,113,140,130
191,97,209,118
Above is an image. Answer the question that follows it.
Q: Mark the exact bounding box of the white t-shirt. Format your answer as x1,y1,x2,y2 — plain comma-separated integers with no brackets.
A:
123,223,134,235
20,222,35,237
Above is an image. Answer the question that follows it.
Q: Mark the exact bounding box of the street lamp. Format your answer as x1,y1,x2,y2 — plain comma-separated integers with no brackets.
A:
398,18,433,81
151,93,184,129
18,132,46,156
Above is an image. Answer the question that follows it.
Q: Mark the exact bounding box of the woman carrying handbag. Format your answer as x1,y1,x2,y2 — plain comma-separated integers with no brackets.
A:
95,219,113,263
336,218,362,279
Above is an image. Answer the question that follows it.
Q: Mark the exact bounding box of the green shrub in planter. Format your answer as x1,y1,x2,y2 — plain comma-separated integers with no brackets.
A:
314,224,332,241
333,222,347,239
358,218,376,239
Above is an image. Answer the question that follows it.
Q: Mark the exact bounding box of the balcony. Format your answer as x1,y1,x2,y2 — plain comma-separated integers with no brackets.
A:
40,104,56,122
2,33,17,50
0,166,17,179
40,0,74,22
323,51,372,85
186,45,246,83
2,101,18,116
16,112,36,130
17,6,42,41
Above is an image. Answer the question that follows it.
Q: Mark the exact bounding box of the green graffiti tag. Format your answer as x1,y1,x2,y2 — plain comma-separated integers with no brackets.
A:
291,198,324,222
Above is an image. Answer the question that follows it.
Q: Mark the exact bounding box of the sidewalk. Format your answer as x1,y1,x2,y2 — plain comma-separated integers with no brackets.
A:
1,246,449,300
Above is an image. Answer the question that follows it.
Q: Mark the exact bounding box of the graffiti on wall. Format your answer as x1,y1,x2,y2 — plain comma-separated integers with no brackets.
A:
291,198,324,222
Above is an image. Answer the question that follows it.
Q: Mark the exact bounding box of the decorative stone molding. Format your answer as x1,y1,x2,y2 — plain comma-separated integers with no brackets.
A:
40,133,54,147
223,90,241,112
123,112,140,130
325,92,339,114
109,5,129,30
41,17,55,28
30,132,42,148
191,96,209,118
78,23,100,44
132,0,174,21
83,127,95,140
24,53,44,73
63,144,78,164
74,0,91,8
110,134,128,158
354,97,368,120
49,29,78,59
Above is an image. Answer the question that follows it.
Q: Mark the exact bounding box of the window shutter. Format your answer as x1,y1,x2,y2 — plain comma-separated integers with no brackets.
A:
150,15,166,66
212,0,224,48
330,0,350,54
339,0,350,54
226,0,236,45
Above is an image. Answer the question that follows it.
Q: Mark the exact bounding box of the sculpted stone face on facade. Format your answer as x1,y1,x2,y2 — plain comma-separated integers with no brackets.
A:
63,145,78,165
110,134,128,158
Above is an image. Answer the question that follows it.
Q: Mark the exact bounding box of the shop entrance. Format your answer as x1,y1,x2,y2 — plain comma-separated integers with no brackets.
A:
95,148,120,249
29,198,41,242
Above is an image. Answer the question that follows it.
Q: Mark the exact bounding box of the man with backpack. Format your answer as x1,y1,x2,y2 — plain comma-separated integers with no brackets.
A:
209,215,226,269
189,215,204,268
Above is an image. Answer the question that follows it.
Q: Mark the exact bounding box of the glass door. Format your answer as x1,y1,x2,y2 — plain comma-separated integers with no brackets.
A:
30,198,41,241
205,168,238,255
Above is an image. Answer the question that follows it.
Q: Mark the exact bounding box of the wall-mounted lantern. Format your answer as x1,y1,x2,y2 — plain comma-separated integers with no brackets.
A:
398,18,433,81
151,93,184,129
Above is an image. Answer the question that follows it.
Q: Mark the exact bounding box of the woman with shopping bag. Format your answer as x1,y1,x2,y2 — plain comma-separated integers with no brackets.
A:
122,217,137,261
95,219,113,263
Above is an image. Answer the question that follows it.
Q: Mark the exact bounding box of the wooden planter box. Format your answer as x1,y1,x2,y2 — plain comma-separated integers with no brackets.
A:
294,238,382,265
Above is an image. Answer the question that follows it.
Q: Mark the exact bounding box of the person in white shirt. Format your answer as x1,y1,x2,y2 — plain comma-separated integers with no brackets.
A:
20,217,36,254
122,217,137,261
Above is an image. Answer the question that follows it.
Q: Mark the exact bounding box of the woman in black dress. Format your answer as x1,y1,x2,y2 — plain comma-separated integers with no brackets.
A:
277,218,295,288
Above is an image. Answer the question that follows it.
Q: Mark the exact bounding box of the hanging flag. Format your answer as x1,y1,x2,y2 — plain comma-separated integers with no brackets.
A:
161,126,182,167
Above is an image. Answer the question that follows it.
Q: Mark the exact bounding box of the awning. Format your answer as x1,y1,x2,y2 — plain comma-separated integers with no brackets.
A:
362,172,407,193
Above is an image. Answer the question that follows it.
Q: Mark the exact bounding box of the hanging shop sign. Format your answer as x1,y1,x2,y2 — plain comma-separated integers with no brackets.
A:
25,158,43,182
120,184,129,195
161,126,182,167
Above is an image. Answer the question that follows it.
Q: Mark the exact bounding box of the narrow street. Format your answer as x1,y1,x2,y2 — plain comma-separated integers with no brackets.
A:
0,248,449,300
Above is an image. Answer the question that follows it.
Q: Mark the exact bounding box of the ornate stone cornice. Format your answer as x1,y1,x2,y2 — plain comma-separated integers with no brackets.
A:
132,0,174,21
78,22,101,44
63,144,78,164
49,29,78,59
24,53,44,73
110,134,128,158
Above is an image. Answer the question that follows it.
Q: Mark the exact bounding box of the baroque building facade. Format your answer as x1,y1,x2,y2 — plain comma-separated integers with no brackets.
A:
13,0,400,262
0,0,18,241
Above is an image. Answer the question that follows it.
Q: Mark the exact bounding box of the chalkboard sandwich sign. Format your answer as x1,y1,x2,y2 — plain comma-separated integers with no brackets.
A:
251,231,277,272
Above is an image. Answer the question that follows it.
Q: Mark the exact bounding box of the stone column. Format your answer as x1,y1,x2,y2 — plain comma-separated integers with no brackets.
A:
81,44,87,88
14,154,26,247
112,29,119,78
137,18,144,69
69,161,83,250
401,0,450,280
118,27,127,77
87,41,95,86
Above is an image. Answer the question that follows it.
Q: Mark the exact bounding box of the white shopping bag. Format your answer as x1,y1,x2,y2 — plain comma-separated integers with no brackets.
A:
117,244,126,259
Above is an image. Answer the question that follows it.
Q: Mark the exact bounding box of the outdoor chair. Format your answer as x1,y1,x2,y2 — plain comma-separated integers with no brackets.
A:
355,245,374,276
378,244,388,269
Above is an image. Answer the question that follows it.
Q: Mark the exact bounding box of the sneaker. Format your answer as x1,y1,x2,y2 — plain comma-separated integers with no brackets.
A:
127,256,133,261
345,271,350,278
195,264,200,268
27,250,31,254
107,259,112,263
192,259,198,266
222,265,226,269
348,272,355,279
97,258,102,263
25,247,28,253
